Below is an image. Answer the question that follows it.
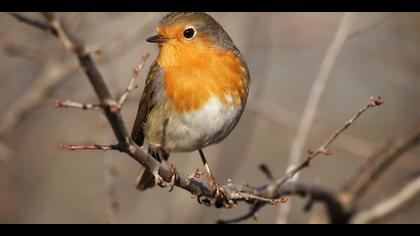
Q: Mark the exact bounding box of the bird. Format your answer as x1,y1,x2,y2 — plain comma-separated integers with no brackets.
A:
131,12,250,193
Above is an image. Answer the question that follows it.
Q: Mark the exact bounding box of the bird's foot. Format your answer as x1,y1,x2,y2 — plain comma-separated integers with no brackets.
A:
206,172,222,200
162,160,177,192
151,168,167,188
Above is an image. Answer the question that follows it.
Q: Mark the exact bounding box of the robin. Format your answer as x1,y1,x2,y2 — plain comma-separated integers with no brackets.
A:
131,12,250,193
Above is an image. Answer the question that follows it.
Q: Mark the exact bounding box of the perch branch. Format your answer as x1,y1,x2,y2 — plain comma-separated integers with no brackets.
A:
219,181,347,224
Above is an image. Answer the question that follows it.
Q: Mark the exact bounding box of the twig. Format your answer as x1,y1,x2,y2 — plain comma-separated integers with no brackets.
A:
219,181,348,224
0,13,82,139
339,121,420,209
54,99,102,111
116,53,150,111
248,98,419,172
8,13,57,36
1,13,148,139
59,143,120,151
276,12,355,224
271,96,383,196
351,176,420,224
222,96,382,224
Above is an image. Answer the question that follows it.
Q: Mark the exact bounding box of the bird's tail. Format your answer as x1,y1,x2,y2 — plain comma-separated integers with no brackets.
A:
136,147,170,191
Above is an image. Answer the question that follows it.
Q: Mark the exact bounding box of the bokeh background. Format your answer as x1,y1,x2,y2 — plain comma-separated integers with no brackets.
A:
0,12,419,224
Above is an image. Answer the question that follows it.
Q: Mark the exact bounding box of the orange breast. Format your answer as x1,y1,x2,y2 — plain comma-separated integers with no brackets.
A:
158,43,248,113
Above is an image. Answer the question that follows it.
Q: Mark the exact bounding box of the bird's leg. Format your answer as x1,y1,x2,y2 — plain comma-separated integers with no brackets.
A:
156,147,177,192
198,149,221,198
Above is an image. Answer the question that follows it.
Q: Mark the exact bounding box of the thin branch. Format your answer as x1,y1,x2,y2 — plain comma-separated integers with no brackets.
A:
276,12,355,224
339,121,420,209
2,13,153,140
8,13,57,36
117,53,150,109
351,176,420,224
54,99,102,111
59,143,120,151
221,96,382,223
247,98,419,169
271,96,383,194
219,181,348,224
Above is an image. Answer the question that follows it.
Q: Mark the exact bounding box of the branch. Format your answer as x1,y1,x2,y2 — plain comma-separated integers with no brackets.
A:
218,97,382,223
116,53,150,110
219,181,347,224
59,143,120,151
272,96,383,194
8,13,57,36
1,13,147,140
276,12,355,223
351,176,420,224
54,99,102,111
339,121,420,209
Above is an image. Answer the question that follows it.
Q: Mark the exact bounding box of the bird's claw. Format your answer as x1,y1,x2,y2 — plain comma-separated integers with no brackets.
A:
206,173,222,200
163,160,177,192
152,169,167,188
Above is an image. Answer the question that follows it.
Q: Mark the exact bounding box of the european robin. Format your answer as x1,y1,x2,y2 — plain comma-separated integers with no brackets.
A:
131,12,250,192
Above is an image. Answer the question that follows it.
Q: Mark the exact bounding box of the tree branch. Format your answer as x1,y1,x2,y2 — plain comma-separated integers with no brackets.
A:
271,96,383,195
219,181,347,224
217,96,383,223
1,14,148,140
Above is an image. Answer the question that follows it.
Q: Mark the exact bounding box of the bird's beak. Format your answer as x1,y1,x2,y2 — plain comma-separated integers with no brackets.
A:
145,35,168,43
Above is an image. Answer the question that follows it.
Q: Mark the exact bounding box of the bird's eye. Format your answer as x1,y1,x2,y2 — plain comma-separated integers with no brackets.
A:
183,28,196,39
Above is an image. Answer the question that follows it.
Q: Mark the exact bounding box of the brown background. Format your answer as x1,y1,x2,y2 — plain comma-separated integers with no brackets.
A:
0,12,419,223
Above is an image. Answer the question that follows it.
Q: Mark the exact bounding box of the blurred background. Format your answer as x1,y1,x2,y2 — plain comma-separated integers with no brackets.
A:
0,12,419,224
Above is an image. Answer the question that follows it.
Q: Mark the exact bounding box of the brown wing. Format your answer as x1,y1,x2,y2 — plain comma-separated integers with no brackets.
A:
131,59,163,146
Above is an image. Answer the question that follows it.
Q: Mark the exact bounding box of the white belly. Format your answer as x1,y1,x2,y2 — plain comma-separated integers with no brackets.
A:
165,96,242,152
